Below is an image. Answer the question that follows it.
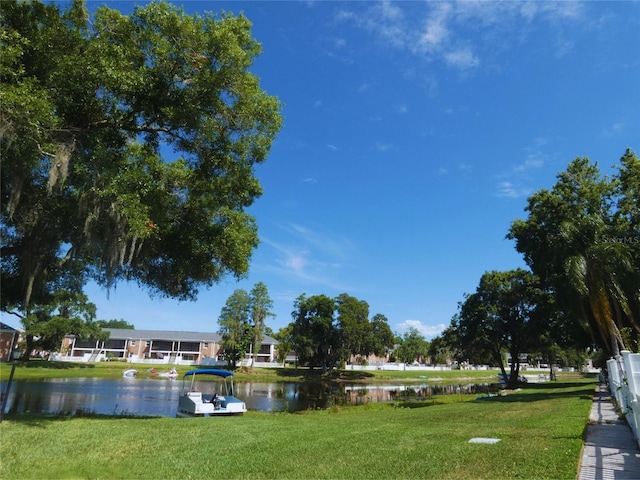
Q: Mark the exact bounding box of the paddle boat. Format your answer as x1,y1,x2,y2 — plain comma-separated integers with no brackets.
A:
123,369,137,378
176,369,247,417
158,367,178,379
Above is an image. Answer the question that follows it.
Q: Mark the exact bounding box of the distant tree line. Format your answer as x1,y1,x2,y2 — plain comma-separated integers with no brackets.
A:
216,290,398,372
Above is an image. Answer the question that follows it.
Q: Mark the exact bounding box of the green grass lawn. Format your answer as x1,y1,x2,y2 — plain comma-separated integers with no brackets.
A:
0,379,596,479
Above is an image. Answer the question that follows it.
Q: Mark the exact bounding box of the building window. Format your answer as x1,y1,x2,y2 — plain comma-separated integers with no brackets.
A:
130,340,136,346
204,343,209,348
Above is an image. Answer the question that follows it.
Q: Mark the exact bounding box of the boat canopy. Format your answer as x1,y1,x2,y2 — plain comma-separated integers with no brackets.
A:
183,369,234,379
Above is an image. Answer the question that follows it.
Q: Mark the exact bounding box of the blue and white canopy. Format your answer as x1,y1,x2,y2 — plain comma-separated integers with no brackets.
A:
183,369,234,379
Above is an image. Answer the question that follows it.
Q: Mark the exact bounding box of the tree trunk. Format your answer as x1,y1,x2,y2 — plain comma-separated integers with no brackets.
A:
548,351,556,381
509,360,521,388
494,347,508,387
20,334,36,361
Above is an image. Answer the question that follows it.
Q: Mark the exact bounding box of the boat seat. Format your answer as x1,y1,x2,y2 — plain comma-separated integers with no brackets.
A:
187,392,203,402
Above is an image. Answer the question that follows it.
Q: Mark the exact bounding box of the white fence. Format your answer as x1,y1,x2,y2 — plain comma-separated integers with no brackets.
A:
607,350,640,447
51,353,200,365
345,363,493,371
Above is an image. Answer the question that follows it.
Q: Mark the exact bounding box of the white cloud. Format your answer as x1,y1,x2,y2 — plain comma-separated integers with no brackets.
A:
284,252,308,274
338,1,406,50
457,163,472,175
494,181,531,199
538,1,585,21
495,145,546,198
259,223,357,290
375,141,392,152
373,1,406,49
436,162,471,178
357,81,376,93
514,153,545,172
336,1,587,72
600,122,625,137
272,289,300,304
331,37,346,49
444,48,480,69
416,3,451,53
284,222,354,261
379,0,404,22
419,21,448,51
495,181,518,198
553,36,575,58
396,319,446,339
261,234,350,292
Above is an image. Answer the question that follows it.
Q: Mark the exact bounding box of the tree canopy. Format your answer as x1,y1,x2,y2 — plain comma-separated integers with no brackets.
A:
455,269,547,385
429,151,638,373
217,282,273,369
23,290,106,356
96,319,135,329
248,281,273,370
290,293,395,371
1,1,282,352
393,327,429,365
217,289,252,369
291,294,339,371
0,0,281,354
507,150,639,355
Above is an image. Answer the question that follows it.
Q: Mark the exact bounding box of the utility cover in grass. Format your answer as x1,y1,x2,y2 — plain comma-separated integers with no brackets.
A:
468,438,501,444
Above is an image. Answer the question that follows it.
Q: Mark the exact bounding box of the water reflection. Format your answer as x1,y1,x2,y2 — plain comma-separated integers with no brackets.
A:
2,378,495,417
4,378,182,417
343,383,492,404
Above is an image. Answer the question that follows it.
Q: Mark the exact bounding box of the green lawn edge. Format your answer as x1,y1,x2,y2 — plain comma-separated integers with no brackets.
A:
1,376,597,479
1,359,547,384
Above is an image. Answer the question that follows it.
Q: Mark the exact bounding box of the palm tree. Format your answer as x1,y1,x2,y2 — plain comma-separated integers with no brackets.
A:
249,282,273,371
558,156,638,356
509,154,639,357
564,232,634,356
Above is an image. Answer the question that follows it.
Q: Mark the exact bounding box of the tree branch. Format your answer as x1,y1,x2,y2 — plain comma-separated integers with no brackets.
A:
1,308,25,320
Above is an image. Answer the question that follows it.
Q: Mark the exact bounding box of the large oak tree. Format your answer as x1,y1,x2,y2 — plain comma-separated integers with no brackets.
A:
456,269,548,386
1,1,282,357
290,293,395,371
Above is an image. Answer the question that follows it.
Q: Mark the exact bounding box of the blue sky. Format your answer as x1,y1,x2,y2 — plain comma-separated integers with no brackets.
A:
82,0,639,338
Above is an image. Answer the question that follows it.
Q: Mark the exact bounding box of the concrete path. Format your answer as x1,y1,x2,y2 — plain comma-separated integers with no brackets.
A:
578,384,640,480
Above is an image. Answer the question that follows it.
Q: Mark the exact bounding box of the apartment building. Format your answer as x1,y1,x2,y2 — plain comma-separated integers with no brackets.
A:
61,328,278,365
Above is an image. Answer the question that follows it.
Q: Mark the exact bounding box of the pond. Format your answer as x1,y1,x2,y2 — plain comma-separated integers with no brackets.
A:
1,378,496,417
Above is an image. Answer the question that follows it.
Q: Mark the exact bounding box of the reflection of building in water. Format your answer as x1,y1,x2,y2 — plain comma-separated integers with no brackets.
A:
343,384,492,404
343,387,393,404
235,382,295,400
